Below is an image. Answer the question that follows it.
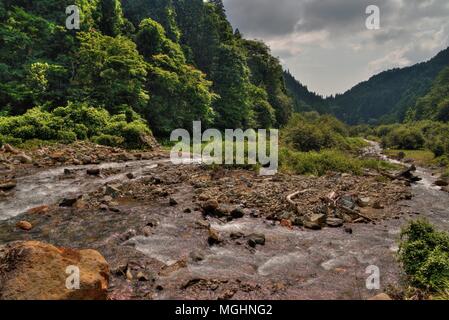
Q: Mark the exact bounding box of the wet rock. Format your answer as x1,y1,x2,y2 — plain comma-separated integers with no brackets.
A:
368,293,392,300
442,186,449,193
183,208,192,213
435,180,448,187
189,250,206,262
59,197,79,207
0,241,109,300
208,228,222,245
292,217,304,226
136,271,153,282
99,204,109,211
169,197,178,206
344,227,353,234
0,180,16,191
230,207,245,219
326,217,344,228
230,232,245,240
27,205,49,215
357,197,371,208
303,213,326,230
87,168,100,176
339,195,356,210
126,172,135,180
146,218,159,228
247,233,266,247
16,220,33,231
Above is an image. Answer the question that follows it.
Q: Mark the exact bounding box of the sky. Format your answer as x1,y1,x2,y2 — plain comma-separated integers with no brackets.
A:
223,0,449,96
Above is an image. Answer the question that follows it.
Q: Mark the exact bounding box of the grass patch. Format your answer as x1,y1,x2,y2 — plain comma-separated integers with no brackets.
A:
385,149,435,166
399,219,449,298
279,148,393,176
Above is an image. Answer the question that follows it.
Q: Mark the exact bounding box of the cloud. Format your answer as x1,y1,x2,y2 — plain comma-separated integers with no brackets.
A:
223,0,449,95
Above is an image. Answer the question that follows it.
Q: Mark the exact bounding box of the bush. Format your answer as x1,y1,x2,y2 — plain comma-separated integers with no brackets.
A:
399,219,449,293
0,102,154,149
92,134,125,147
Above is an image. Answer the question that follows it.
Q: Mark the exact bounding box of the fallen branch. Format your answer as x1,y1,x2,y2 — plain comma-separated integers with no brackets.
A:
286,189,315,206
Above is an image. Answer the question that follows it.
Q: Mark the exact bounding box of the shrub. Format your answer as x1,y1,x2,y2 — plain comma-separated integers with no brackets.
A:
92,134,125,147
399,219,449,293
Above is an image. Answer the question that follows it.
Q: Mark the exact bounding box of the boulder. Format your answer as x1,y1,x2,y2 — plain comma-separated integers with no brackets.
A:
0,241,109,300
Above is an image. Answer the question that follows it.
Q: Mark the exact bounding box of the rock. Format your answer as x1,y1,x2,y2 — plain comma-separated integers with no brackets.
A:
14,153,32,164
136,272,151,282
105,185,121,198
27,205,49,215
208,228,222,245
303,213,326,230
280,219,293,229
344,227,353,234
169,197,178,206
230,207,245,219
368,293,392,300
59,197,79,207
16,221,33,231
0,180,17,191
357,197,371,208
126,172,135,180
326,217,344,228
86,168,100,176
292,217,304,226
435,180,448,187
202,199,219,214
99,204,109,211
3,143,18,154
230,232,245,240
102,195,113,203
373,201,385,209
189,250,206,262
146,218,159,228
247,233,265,247
183,208,192,213
442,186,449,193
0,241,109,300
339,195,356,210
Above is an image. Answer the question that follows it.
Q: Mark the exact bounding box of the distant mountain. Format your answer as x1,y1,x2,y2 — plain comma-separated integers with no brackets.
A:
283,70,327,113
285,47,449,125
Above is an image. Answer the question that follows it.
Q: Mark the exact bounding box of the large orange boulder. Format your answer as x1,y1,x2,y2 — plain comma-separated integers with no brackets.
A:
0,241,109,300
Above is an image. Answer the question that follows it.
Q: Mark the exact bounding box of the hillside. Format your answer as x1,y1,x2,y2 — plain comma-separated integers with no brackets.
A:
0,0,292,144
285,47,449,125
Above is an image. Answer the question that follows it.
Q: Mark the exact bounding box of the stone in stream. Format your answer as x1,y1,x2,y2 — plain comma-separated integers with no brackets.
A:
247,233,266,247
442,186,449,193
86,168,101,176
0,180,16,191
189,249,206,262
230,207,245,219
0,241,110,300
16,220,33,231
59,196,80,207
27,205,49,215
208,228,222,245
435,180,449,187
169,197,178,206
126,172,135,180
326,217,344,228
303,213,327,230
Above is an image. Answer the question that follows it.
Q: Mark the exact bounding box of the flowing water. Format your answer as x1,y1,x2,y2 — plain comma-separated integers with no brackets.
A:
1,143,449,299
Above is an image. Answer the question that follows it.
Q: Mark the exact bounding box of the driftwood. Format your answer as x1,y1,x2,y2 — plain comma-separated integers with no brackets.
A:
286,189,316,213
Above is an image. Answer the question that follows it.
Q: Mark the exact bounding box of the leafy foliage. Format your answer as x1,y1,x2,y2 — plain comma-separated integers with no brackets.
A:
399,219,449,293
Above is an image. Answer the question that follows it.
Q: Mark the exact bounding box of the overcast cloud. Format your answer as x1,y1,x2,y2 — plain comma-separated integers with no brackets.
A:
223,0,449,96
